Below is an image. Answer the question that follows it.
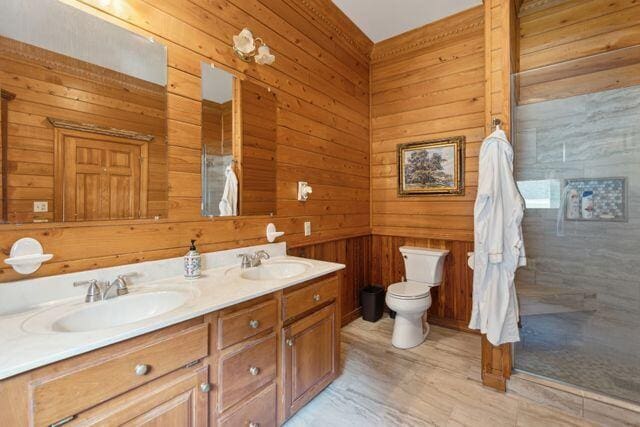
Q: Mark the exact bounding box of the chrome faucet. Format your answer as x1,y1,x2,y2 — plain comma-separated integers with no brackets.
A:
103,275,131,300
74,279,104,303
237,250,271,269
74,274,132,303
254,250,270,265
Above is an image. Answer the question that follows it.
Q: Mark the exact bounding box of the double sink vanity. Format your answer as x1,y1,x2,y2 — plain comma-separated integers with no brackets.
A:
0,243,344,426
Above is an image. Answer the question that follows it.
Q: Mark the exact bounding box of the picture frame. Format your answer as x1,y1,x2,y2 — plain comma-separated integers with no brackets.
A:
397,136,465,196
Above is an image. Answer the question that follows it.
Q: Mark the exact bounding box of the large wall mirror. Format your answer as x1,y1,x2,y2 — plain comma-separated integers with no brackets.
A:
0,0,168,224
201,63,277,217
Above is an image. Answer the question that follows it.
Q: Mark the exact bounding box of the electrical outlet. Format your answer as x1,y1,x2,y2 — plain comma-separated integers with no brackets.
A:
33,201,48,213
304,221,311,236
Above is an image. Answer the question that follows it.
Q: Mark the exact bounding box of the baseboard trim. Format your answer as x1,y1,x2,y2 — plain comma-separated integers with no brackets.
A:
341,307,362,327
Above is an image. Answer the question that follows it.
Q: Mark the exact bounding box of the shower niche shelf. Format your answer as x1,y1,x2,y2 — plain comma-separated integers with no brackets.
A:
564,177,627,222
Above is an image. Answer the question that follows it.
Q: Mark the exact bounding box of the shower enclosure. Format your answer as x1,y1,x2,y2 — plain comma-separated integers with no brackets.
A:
513,45,640,404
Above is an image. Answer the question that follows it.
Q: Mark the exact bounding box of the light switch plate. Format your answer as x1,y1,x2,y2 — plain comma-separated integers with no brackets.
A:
304,221,311,236
33,201,48,213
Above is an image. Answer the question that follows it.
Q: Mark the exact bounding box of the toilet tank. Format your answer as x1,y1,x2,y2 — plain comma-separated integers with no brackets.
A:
399,246,450,285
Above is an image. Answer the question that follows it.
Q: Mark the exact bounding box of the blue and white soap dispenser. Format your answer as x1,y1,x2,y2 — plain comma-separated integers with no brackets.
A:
184,239,201,279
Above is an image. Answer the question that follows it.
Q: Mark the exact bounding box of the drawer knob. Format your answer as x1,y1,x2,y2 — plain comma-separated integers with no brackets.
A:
313,293,320,302
134,364,149,376
249,366,261,376
249,423,260,427
200,382,212,393
249,319,260,329
286,338,294,347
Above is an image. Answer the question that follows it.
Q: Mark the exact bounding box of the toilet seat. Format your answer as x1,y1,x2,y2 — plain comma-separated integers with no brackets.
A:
387,281,430,300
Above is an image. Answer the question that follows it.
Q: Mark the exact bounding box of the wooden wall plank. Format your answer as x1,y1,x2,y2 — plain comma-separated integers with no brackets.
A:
0,0,372,286
517,0,640,103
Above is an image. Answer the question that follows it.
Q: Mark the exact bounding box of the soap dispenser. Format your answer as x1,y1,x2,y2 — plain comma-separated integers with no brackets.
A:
184,239,201,279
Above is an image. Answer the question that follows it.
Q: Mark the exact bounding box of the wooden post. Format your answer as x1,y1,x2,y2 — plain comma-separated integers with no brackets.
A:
480,0,519,391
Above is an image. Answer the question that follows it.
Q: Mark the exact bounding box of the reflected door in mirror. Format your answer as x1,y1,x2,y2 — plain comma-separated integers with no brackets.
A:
0,0,167,224
57,134,147,221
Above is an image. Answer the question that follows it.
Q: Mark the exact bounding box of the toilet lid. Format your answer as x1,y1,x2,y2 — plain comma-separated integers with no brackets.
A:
387,281,430,299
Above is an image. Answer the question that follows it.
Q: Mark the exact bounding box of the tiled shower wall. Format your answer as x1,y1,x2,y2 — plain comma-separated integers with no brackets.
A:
514,84,640,400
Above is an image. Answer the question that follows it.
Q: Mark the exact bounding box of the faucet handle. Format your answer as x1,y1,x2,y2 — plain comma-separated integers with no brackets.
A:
73,279,96,287
74,279,103,303
114,274,131,296
238,253,252,269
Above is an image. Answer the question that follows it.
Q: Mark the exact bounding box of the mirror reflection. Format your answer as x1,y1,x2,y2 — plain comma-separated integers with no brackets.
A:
0,0,168,224
201,64,277,217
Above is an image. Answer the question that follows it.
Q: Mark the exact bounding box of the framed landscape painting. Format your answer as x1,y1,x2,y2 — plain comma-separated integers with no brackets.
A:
397,136,465,196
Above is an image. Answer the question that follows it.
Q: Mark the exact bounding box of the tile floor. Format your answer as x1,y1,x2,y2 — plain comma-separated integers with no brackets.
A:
285,316,604,427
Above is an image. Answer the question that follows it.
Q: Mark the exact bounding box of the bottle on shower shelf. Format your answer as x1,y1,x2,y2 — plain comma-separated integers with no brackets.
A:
581,190,594,219
567,189,580,219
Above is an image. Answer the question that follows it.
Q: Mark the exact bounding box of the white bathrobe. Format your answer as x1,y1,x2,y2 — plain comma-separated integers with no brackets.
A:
469,129,526,346
218,165,238,216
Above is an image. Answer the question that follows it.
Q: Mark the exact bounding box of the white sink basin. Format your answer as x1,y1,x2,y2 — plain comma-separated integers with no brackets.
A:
23,289,196,333
239,261,312,281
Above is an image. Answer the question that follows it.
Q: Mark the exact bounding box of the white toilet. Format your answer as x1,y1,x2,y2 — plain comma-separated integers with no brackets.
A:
385,246,449,349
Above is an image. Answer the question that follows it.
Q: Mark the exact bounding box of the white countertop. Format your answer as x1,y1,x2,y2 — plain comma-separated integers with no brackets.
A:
0,248,344,380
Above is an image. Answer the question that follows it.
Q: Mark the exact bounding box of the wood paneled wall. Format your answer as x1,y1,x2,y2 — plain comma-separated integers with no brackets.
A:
0,0,372,284
367,6,485,333
517,0,640,104
370,6,485,243
240,81,277,216
288,235,371,326
370,235,474,332
202,100,232,155
0,36,168,223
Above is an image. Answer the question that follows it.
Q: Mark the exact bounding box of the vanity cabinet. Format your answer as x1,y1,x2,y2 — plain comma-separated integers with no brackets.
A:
0,317,212,427
283,303,338,419
0,272,341,427
281,274,340,421
72,364,210,426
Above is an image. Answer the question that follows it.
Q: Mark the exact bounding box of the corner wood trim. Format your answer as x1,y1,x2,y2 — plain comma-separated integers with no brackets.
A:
291,0,372,58
47,118,155,142
370,17,483,62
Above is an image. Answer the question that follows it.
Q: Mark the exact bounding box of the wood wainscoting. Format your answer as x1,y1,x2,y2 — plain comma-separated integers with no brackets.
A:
370,234,474,332
288,234,371,326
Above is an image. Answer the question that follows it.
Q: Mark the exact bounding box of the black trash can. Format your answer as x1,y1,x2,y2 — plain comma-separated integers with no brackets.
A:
360,285,385,322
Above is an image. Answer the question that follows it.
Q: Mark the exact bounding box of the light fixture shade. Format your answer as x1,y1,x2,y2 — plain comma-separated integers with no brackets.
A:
233,28,255,55
254,44,275,65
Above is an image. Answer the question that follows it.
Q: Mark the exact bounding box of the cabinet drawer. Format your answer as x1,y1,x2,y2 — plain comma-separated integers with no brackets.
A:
219,383,276,427
218,334,277,413
32,324,208,426
218,299,277,349
283,274,338,321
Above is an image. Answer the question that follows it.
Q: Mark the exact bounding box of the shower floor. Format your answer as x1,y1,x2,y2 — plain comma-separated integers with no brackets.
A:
515,311,640,404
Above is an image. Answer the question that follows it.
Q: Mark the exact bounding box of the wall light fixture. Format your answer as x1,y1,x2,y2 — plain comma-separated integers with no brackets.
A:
232,28,275,65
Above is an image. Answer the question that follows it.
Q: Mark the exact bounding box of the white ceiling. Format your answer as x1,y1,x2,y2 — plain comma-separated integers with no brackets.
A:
332,0,483,43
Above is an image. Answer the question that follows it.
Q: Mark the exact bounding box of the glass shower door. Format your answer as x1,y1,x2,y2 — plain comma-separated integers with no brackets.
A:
513,46,640,404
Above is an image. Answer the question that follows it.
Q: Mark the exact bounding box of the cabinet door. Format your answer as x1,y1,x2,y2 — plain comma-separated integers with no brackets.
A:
283,303,338,419
75,365,210,426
